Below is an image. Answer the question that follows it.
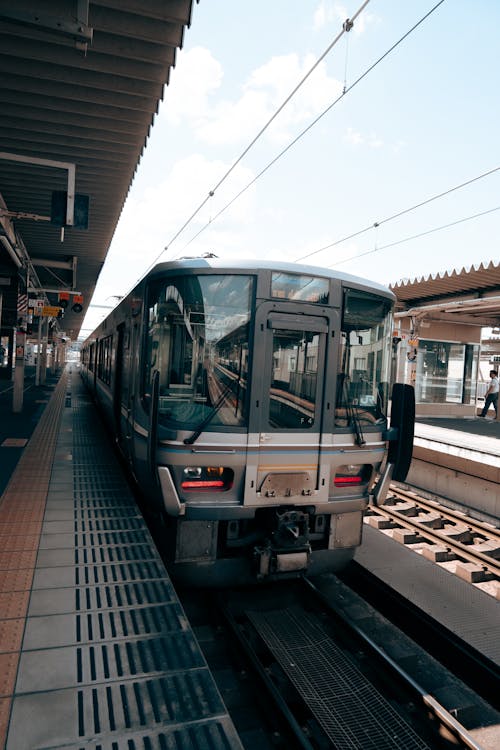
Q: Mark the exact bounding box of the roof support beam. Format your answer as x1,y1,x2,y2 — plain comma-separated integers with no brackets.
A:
31,257,75,271
0,151,76,226
0,7,93,45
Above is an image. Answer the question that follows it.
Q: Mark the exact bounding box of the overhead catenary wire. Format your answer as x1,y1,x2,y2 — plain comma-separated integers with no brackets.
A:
177,0,448,255
329,204,500,268
295,165,500,263
153,0,371,268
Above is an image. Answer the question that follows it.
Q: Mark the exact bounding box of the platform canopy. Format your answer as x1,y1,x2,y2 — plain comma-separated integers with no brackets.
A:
391,261,500,327
0,0,196,340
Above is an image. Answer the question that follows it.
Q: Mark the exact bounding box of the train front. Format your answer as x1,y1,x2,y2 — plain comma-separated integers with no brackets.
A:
143,263,412,586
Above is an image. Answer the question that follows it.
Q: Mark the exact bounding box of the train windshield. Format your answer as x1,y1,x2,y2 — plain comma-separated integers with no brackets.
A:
335,288,393,426
145,274,254,428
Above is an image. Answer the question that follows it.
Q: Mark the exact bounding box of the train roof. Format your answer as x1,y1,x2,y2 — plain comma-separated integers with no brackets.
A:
82,256,395,344
146,256,396,299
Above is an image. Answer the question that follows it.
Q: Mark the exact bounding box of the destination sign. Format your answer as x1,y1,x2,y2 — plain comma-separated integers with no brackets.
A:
42,306,62,317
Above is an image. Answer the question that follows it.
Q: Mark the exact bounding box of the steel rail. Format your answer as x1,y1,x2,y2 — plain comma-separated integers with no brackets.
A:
368,504,500,579
389,485,500,540
304,577,488,750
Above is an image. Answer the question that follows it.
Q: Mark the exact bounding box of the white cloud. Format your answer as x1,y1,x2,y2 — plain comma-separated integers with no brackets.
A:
345,127,383,148
161,46,343,146
244,54,342,142
163,47,223,124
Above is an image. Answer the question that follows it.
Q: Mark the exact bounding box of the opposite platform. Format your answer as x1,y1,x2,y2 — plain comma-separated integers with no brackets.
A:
0,366,243,750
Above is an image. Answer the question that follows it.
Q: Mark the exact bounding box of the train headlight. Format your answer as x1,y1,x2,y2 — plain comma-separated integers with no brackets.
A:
181,466,234,491
333,464,371,487
183,467,202,479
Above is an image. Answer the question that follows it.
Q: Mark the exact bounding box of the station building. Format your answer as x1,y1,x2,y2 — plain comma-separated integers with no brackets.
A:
391,260,500,418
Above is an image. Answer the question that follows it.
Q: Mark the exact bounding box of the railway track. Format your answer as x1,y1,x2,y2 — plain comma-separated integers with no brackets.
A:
178,577,500,750
366,484,500,596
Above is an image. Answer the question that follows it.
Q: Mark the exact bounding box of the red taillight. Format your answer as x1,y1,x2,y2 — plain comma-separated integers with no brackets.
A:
334,464,371,487
180,466,234,492
181,479,225,490
334,476,362,486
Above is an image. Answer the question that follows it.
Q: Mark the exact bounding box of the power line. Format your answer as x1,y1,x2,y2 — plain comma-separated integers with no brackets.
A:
328,204,500,268
295,165,500,262
152,0,370,269
178,0,448,254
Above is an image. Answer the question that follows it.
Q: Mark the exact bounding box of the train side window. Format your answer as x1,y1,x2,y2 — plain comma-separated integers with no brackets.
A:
97,335,113,385
89,342,95,372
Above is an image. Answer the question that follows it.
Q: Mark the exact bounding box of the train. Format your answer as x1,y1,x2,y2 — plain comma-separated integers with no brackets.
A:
80,257,414,586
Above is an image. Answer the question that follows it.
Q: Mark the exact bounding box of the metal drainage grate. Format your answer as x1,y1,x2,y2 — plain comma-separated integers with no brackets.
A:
248,606,430,750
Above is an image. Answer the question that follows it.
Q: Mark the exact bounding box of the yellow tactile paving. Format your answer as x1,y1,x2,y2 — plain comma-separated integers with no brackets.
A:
0,619,24,653
0,369,67,748
0,521,44,536
0,551,37,571
0,698,10,749
0,535,42,552
0,653,18,698
0,592,30,621
0,508,46,523
0,569,35,594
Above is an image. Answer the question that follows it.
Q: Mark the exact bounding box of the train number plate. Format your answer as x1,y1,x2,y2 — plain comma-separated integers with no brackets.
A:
261,472,312,497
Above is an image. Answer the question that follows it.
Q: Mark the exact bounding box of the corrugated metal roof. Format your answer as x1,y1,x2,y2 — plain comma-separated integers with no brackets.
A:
390,260,500,326
0,0,195,339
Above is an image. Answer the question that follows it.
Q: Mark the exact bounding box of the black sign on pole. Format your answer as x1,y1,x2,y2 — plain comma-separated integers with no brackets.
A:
51,191,89,229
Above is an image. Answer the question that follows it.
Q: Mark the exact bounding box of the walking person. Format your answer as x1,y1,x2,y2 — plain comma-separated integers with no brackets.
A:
479,370,499,418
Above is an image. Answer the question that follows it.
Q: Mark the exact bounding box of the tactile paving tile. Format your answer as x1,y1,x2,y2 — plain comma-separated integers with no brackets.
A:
6,370,243,750
0,371,68,750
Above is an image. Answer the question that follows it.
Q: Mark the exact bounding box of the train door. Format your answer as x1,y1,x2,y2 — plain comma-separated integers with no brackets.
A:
248,306,335,503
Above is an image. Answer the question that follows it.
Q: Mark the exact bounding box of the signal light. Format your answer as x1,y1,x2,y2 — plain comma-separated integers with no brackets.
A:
58,292,70,309
72,294,84,313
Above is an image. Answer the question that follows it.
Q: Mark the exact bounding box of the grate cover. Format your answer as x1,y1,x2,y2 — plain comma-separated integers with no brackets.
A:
248,606,430,750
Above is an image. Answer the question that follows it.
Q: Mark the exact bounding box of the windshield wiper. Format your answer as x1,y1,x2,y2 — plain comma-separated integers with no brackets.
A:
342,377,366,446
183,385,232,445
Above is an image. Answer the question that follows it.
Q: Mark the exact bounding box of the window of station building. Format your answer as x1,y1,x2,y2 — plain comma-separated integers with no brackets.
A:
414,341,479,404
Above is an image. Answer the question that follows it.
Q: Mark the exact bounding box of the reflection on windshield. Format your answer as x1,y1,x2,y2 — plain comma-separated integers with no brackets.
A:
335,289,392,427
269,329,319,428
144,274,253,429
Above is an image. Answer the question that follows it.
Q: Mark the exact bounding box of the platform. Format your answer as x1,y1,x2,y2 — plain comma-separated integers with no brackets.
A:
409,417,500,521
0,367,63,497
0,366,243,749
356,524,500,668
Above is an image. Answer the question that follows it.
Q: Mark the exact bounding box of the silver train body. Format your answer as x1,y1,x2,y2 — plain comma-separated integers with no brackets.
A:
80,258,413,586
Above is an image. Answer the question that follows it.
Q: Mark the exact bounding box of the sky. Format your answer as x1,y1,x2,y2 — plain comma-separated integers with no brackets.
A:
80,0,500,337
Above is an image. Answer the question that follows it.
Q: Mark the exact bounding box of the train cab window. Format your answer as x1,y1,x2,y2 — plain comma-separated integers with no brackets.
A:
269,329,319,428
144,274,254,429
336,288,393,426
